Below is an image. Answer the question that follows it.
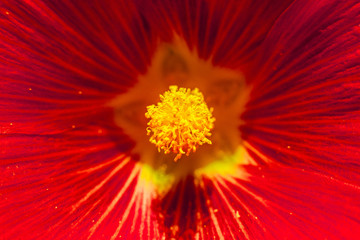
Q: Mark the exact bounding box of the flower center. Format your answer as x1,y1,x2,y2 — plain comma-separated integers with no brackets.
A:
145,85,215,162
109,36,252,195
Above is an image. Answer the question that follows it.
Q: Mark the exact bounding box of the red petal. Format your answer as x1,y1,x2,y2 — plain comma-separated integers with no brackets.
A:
1,0,360,239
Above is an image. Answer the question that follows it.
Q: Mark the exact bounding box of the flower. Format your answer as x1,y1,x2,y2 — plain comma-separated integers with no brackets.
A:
1,0,360,239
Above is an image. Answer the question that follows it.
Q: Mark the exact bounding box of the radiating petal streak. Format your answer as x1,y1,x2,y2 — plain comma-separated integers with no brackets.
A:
194,180,205,240
221,176,268,207
71,199,102,229
224,176,322,239
250,124,338,143
173,179,186,232
60,1,141,73
248,75,359,111
243,141,272,164
111,182,140,240
248,117,360,125
111,175,156,240
25,0,138,74
71,156,130,213
216,177,265,226
2,142,116,164
74,154,127,175
212,178,251,239
198,179,225,240
89,164,140,237
211,2,242,55
4,2,137,85
247,134,351,169
1,71,121,96
1,77,114,97
131,181,142,233
1,94,106,105
140,182,153,240
109,4,150,67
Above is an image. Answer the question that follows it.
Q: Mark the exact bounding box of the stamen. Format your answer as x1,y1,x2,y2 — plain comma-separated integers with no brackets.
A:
145,85,215,161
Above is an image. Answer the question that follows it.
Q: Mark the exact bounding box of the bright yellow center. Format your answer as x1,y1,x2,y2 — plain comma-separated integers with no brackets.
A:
145,85,215,162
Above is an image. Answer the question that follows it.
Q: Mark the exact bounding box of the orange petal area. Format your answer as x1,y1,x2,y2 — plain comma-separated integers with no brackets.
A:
109,36,252,195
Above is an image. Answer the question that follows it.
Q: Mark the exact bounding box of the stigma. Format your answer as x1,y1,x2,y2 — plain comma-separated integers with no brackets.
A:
145,85,215,161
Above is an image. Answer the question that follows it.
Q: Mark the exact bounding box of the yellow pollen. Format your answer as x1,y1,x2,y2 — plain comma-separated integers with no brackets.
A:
145,85,215,162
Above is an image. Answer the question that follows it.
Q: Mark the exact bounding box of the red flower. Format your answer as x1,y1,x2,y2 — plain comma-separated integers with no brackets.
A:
1,0,360,239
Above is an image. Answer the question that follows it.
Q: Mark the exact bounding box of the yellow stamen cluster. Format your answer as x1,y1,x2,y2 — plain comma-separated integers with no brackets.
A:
145,85,215,162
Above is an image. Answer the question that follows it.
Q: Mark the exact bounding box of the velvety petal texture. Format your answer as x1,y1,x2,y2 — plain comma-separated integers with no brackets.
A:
1,0,360,239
